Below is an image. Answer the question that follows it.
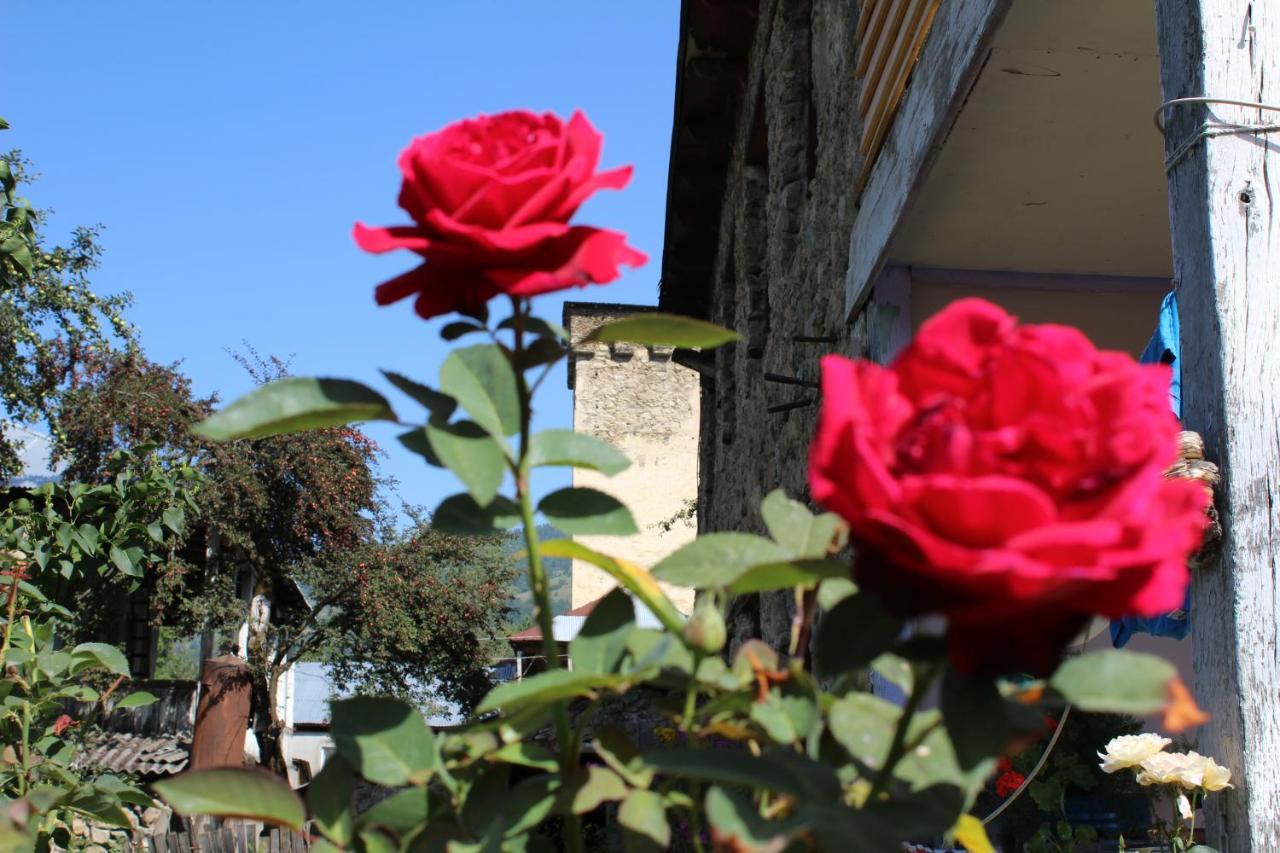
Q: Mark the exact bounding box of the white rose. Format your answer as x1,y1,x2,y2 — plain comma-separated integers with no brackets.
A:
1189,752,1233,792
1137,752,1203,789
1098,733,1172,773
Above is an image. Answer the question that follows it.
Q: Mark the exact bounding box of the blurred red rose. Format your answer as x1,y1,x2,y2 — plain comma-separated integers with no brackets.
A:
996,770,1026,799
809,299,1207,675
354,110,646,319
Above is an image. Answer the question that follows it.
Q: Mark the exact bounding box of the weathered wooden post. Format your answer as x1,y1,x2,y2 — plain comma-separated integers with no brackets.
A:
1156,1,1280,848
189,654,252,770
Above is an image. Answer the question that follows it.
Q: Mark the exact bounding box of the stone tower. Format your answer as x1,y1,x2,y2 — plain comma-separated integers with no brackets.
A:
563,302,699,613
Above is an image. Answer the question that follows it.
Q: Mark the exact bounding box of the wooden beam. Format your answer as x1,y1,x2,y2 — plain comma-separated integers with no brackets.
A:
842,0,1011,320
1156,0,1280,847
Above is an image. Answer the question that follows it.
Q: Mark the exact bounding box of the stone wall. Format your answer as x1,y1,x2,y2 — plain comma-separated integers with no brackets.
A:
564,303,699,613
696,0,869,653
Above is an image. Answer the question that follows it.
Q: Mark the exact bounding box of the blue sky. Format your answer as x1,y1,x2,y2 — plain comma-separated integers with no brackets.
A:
6,2,679,514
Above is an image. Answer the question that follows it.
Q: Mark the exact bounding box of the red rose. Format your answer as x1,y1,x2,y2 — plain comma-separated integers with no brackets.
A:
996,770,1026,799
809,299,1207,675
354,110,646,319
52,714,75,736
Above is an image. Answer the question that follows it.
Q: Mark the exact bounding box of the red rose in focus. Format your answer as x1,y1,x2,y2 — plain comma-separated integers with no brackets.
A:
809,299,1208,675
354,110,646,319
996,770,1026,799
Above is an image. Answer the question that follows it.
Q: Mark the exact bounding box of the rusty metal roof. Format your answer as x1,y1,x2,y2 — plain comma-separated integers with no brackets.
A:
78,732,190,777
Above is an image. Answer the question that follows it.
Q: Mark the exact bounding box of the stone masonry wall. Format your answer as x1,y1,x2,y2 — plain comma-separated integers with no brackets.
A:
698,0,869,654
564,303,699,613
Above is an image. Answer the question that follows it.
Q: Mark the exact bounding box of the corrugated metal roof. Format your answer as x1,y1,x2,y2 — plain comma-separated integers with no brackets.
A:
508,594,677,643
78,732,190,777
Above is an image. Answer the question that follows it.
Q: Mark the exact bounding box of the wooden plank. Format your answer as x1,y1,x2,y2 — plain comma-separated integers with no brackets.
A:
859,0,912,106
857,0,896,77
859,0,929,120
269,828,281,853
843,0,1012,319
859,0,940,160
1155,1,1280,848
176,832,192,853
856,0,881,42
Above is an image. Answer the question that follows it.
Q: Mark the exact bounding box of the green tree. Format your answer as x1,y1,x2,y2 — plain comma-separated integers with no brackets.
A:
0,119,132,480
294,521,516,714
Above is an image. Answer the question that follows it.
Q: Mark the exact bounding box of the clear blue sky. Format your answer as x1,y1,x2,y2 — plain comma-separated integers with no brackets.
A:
6,2,679,514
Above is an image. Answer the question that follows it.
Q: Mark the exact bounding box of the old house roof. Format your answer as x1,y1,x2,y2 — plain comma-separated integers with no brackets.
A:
659,0,758,318
78,732,191,777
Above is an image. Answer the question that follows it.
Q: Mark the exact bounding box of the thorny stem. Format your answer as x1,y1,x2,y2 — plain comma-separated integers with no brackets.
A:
509,296,582,853
868,662,939,800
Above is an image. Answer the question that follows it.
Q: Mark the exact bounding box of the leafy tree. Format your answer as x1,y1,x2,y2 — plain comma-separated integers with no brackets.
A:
0,119,132,480
293,521,516,714
51,347,516,767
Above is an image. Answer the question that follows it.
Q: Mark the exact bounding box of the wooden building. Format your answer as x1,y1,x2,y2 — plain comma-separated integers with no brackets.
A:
659,0,1279,845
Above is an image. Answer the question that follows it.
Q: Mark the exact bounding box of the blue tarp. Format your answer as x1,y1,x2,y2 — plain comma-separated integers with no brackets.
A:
1111,291,1190,647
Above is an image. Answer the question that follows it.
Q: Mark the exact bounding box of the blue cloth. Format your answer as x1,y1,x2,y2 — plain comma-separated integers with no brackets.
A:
1111,292,1190,647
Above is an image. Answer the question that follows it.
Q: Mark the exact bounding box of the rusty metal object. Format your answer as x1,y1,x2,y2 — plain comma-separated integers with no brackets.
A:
189,655,252,770
1164,431,1223,566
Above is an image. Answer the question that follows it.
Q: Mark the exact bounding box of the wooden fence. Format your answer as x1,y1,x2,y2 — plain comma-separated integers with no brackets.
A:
144,821,308,852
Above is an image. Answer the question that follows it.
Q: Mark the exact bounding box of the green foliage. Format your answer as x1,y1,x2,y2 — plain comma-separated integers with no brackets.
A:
0,130,133,481
0,610,155,847
298,522,516,713
174,302,1183,853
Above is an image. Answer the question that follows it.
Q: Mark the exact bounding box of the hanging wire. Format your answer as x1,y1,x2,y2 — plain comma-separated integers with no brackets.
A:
1154,96,1280,172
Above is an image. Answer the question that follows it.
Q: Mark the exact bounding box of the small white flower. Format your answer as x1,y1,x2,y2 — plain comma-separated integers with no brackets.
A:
1137,752,1202,789
1178,792,1194,821
1099,733,1172,773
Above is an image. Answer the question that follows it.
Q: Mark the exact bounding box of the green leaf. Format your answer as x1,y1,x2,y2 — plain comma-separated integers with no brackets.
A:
618,789,670,853
426,421,507,505
827,693,900,769
588,313,740,349
146,522,165,543
497,316,567,341
644,749,841,801
594,727,655,789
114,691,157,710
894,711,994,803
440,320,485,341
818,576,858,610
56,522,75,552
432,494,521,535
355,787,429,835
163,506,186,535
397,427,442,467
941,669,1008,770
625,628,695,674
728,558,849,595
569,588,635,674
307,755,355,845
813,592,904,678
476,670,625,715
153,768,305,830
193,377,397,440
527,430,630,476
70,643,130,676
705,787,806,851
760,490,847,558
381,370,457,420
75,524,100,554
870,654,913,694
563,765,629,815
650,533,788,588
538,539,685,635
1049,649,1176,714
489,742,559,772
109,545,139,577
439,344,520,439
329,697,437,787
538,487,637,535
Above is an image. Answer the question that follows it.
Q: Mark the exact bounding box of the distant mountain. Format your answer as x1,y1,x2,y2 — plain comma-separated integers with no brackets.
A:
503,524,572,628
